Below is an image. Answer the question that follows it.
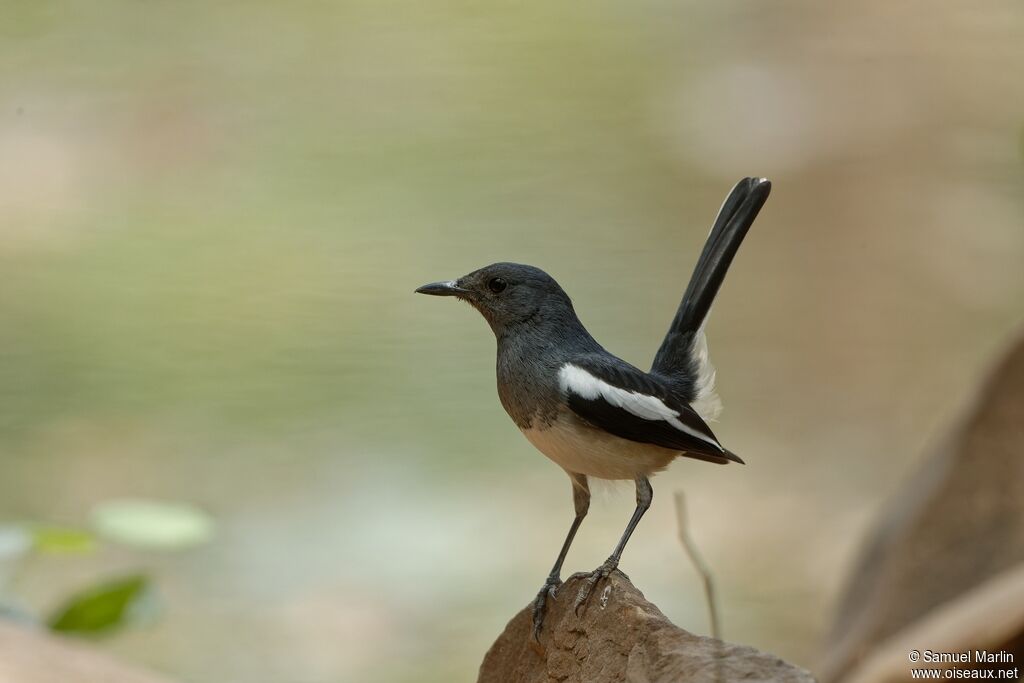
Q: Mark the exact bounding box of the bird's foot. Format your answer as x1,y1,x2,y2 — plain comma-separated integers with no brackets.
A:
572,557,623,616
531,574,562,640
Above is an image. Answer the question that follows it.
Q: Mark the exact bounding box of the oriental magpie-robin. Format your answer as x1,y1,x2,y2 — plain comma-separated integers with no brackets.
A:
416,177,771,636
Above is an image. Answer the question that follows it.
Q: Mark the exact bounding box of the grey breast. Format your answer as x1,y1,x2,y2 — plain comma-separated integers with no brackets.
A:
495,332,564,430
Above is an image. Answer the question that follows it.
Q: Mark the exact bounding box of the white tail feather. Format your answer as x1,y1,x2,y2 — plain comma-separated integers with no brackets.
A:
689,328,722,421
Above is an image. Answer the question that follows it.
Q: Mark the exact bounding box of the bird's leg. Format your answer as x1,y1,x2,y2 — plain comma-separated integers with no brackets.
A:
573,474,652,615
532,473,589,639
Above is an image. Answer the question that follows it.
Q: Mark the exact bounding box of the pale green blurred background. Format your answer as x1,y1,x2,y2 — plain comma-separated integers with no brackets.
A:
1,1,1023,681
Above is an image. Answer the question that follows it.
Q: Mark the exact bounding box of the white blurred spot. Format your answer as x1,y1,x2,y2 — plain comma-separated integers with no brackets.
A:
0,525,31,592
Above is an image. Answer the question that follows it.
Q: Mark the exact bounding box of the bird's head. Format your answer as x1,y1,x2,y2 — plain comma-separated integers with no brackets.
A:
416,262,575,336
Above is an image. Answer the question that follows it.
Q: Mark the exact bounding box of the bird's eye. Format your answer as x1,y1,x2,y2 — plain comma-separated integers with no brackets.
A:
487,277,507,293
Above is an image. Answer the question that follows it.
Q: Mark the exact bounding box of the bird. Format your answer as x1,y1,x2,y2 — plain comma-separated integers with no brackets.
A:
415,177,771,637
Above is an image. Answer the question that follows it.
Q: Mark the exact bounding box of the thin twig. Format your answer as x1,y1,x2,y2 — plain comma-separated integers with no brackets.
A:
674,489,725,682
673,490,720,640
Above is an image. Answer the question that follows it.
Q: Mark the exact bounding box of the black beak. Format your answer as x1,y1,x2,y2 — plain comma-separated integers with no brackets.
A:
415,280,471,298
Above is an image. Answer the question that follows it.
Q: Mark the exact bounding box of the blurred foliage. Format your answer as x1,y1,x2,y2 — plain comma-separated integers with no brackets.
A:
32,526,96,555
48,574,150,636
91,499,215,551
0,499,213,638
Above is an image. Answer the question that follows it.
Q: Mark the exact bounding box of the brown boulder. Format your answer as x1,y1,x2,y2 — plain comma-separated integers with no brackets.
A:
824,335,1024,683
479,571,815,683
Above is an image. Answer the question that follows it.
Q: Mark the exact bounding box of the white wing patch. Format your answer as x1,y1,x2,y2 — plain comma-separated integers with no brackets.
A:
557,364,721,449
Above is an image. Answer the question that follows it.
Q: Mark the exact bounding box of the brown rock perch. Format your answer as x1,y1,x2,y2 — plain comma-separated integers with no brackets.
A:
479,571,815,683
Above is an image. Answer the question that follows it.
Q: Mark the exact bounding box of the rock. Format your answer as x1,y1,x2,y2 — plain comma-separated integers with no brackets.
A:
823,335,1024,683
0,621,179,683
478,571,816,683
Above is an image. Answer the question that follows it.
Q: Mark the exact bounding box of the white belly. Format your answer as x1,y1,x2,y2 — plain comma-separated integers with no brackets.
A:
521,412,678,480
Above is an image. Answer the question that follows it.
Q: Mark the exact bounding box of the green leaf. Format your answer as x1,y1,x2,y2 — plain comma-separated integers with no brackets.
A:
90,499,215,550
47,574,150,635
32,526,96,555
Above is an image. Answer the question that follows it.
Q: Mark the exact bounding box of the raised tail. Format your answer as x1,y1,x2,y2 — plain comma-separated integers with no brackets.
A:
650,177,771,403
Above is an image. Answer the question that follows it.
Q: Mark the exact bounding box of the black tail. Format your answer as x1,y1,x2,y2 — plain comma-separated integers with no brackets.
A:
651,177,771,379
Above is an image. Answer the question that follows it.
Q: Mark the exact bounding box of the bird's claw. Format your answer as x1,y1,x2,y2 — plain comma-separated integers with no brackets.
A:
573,558,619,616
531,575,562,640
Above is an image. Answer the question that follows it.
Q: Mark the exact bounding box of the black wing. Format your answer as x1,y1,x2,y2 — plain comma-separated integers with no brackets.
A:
561,356,743,465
